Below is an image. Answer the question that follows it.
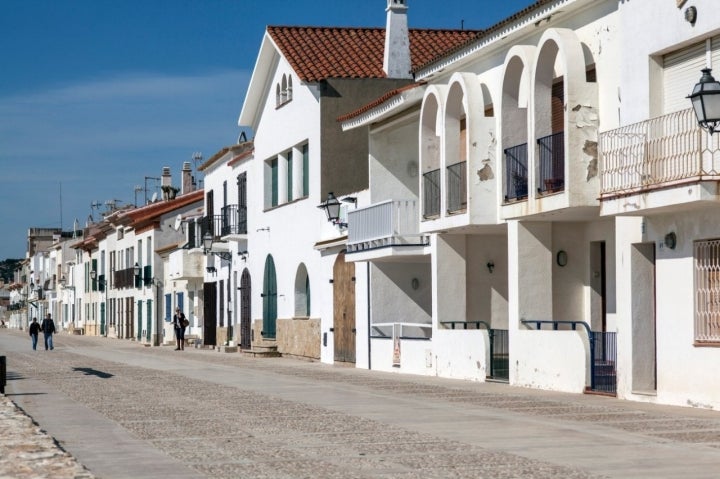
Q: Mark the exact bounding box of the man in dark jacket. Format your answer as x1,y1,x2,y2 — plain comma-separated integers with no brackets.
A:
41,313,56,350
29,317,41,350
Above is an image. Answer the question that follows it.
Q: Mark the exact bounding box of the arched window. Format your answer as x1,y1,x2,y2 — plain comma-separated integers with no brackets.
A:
276,83,281,107
294,263,310,317
287,76,293,101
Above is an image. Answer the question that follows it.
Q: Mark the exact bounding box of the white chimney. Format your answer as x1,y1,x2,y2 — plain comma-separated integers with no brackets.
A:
181,161,193,194
161,166,172,187
383,0,412,79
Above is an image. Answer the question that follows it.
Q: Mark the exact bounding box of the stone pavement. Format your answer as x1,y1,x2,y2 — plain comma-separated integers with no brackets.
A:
1,329,720,478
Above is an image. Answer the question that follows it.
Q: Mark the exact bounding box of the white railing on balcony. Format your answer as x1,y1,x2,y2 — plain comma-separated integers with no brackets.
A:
600,108,720,197
347,199,429,253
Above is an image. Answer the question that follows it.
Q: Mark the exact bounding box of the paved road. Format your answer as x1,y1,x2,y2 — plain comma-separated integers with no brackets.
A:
1,329,720,478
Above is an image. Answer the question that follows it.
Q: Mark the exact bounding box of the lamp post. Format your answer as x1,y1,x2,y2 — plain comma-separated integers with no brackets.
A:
688,68,720,135
89,270,108,337
59,276,75,333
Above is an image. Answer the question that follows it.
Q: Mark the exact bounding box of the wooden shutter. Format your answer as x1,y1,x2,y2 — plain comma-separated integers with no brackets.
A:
552,78,564,134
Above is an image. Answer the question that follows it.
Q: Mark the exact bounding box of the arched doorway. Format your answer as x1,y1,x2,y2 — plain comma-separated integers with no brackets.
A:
333,251,356,363
262,255,277,339
240,268,251,350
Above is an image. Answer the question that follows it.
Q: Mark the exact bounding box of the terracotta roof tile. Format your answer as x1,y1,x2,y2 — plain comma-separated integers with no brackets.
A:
267,26,481,82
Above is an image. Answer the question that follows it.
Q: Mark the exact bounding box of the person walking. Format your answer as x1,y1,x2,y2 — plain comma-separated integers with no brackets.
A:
172,307,187,351
29,317,41,350
41,313,56,351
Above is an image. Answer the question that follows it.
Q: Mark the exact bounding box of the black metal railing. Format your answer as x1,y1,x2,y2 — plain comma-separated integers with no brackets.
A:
423,169,441,218
220,204,247,236
446,161,467,213
200,215,225,240
537,132,565,194
504,143,528,201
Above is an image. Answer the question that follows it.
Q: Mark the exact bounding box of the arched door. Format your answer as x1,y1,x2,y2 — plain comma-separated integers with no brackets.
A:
262,255,277,339
333,251,356,363
240,268,251,350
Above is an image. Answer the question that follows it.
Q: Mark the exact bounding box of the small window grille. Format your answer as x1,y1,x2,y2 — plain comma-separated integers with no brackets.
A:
695,239,720,343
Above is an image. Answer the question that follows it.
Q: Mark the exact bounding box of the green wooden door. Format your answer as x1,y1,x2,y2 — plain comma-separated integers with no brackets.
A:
262,255,277,339
146,300,152,342
137,300,142,341
100,303,105,336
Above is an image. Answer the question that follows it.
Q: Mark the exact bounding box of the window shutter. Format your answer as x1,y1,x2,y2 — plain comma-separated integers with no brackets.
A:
302,144,309,197
663,39,711,114
287,151,293,202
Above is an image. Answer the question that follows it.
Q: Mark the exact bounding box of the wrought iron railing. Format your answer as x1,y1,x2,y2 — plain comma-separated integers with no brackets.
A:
537,132,565,194
113,267,136,289
423,169,441,218
599,108,720,196
220,204,247,236
591,331,617,394
504,143,528,201
446,161,467,213
200,215,225,240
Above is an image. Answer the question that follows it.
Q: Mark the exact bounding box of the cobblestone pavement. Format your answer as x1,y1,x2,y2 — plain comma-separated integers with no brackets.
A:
2,330,720,478
0,394,95,479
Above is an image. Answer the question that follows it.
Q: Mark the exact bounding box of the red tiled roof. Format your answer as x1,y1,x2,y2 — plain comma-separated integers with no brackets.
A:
267,26,481,82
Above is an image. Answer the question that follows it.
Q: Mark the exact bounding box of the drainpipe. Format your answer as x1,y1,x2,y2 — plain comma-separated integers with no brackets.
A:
367,262,371,370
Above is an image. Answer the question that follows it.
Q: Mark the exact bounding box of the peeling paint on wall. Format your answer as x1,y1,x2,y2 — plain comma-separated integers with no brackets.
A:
477,163,494,181
574,104,598,128
584,140,598,180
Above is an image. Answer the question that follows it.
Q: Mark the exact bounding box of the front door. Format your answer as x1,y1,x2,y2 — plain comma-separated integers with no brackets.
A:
240,269,251,350
203,282,217,346
262,256,277,339
333,251,356,363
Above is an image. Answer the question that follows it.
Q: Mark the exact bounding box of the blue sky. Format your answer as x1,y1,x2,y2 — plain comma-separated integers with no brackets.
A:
0,0,534,260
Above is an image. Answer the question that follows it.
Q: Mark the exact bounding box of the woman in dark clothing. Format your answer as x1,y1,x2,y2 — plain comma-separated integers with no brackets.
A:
29,317,41,350
172,308,186,350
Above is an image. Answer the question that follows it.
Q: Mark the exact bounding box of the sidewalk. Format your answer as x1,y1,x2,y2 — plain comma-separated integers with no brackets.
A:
2,329,720,478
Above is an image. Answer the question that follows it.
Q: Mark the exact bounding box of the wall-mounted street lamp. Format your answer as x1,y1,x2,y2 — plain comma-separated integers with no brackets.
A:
238,250,249,261
203,232,232,261
59,276,75,291
688,68,720,135
317,192,347,227
89,269,108,337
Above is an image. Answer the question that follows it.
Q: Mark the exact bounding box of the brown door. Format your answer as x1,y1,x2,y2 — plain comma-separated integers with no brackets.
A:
240,269,251,350
203,282,217,346
333,251,356,363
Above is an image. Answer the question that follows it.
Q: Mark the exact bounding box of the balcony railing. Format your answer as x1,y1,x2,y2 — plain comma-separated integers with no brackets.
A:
113,266,136,289
504,143,528,201
537,132,565,194
600,108,720,197
423,169,441,218
200,215,225,240
220,204,247,236
347,200,429,253
446,161,467,213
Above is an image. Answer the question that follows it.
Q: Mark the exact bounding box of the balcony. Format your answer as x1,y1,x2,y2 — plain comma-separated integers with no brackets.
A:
504,143,528,202
600,109,720,213
220,204,247,238
346,200,429,259
168,249,204,280
537,132,565,194
113,266,136,289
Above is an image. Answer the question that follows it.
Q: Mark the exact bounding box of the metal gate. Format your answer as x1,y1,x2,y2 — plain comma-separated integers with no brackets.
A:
590,331,617,394
203,282,217,346
489,329,509,381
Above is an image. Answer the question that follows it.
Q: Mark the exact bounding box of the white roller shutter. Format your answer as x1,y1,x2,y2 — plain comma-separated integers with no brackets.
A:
663,40,707,114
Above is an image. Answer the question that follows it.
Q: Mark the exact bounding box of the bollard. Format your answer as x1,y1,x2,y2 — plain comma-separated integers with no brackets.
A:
0,356,6,394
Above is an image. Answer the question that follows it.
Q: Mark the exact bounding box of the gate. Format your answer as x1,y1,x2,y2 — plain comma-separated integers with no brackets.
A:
590,331,617,394
489,329,509,381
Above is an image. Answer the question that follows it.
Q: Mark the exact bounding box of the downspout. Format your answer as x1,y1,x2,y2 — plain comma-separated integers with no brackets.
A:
367,262,371,370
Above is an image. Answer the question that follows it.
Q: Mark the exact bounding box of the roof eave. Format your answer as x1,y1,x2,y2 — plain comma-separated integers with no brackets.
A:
341,86,426,131
238,32,281,128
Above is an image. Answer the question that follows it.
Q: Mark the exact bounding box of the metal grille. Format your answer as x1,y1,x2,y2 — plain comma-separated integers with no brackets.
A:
590,331,617,394
695,239,720,343
489,329,509,381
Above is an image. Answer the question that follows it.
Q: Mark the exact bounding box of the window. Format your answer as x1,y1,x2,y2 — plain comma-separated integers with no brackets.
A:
276,73,293,108
695,239,720,344
302,143,309,197
287,150,293,202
